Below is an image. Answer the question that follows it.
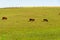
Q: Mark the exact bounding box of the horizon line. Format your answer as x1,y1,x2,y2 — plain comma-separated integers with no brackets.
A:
0,6,60,8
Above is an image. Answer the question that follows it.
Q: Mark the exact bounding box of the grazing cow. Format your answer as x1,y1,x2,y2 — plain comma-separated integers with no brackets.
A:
43,19,48,22
29,18,35,22
2,17,7,20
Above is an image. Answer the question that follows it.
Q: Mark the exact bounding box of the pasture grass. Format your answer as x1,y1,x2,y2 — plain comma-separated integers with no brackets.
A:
0,7,60,40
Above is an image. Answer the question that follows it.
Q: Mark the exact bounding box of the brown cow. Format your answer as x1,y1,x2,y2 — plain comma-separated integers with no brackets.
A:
2,17,7,20
43,19,48,22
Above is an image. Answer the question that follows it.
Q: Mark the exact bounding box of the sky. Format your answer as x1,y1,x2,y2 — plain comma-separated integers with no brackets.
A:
0,0,60,8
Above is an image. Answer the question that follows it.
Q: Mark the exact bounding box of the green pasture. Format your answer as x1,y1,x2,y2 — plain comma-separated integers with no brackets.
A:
0,7,60,40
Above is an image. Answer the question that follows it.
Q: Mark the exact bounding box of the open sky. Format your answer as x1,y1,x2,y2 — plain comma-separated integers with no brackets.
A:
0,0,60,8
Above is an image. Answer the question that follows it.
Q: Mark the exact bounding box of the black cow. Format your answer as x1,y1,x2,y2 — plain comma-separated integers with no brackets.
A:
2,17,7,20
29,18,35,22
43,19,48,22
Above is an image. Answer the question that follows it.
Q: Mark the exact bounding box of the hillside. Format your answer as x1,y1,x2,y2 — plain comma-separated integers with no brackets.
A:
0,7,60,40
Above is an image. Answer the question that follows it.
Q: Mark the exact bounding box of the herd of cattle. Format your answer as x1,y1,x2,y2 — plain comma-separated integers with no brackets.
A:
2,16,48,22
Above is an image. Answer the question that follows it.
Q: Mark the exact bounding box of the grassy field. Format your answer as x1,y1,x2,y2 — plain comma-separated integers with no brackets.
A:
0,7,60,40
